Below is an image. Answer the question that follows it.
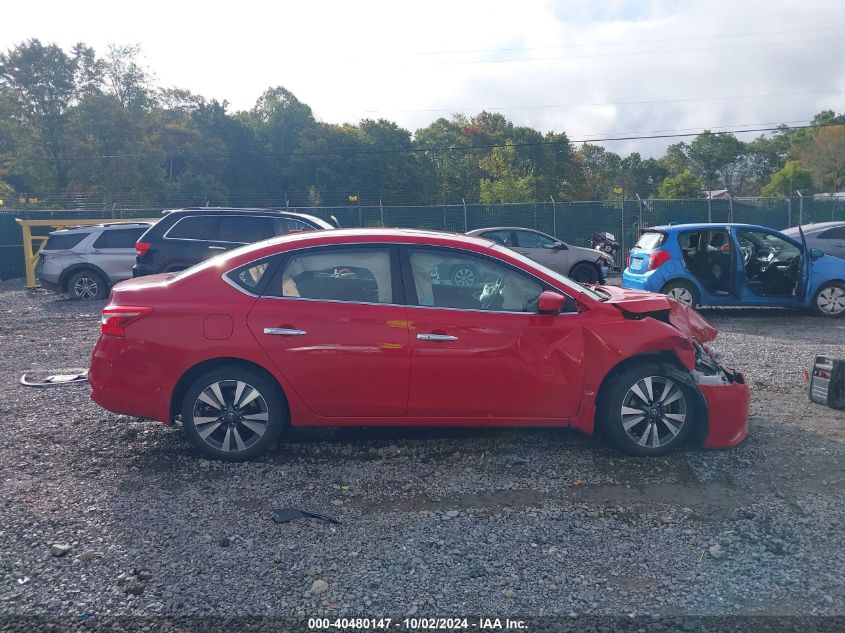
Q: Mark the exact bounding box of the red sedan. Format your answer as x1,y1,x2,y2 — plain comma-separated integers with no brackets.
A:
90,229,749,461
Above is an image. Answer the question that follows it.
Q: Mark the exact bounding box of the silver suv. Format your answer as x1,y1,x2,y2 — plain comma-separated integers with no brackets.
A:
36,222,151,299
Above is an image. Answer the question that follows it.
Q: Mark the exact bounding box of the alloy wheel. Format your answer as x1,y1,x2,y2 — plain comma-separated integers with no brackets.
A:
620,376,687,449
817,286,845,315
192,380,270,453
666,287,694,306
453,267,476,286
72,276,100,299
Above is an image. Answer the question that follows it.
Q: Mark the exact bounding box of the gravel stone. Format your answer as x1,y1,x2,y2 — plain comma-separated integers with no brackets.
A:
0,279,843,621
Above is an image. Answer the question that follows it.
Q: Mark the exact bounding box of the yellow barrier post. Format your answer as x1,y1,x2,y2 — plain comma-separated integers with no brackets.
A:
15,218,157,289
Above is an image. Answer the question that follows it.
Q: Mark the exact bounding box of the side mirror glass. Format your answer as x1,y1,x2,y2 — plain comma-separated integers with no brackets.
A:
810,247,825,259
538,290,567,314
553,241,565,249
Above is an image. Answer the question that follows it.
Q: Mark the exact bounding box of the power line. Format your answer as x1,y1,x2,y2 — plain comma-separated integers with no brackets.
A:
383,25,845,58
364,90,845,114
2,123,841,163
434,35,841,66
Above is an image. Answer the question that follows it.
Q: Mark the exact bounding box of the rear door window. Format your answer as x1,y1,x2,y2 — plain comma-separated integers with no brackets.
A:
43,232,87,250
514,230,557,249
93,228,147,249
635,231,665,251
819,226,845,240
166,216,219,241
275,247,394,304
218,216,276,244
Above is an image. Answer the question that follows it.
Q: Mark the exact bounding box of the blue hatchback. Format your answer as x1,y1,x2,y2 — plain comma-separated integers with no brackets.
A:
622,223,845,316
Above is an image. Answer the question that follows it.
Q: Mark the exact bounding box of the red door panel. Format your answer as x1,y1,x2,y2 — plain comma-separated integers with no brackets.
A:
247,298,410,417
406,307,584,419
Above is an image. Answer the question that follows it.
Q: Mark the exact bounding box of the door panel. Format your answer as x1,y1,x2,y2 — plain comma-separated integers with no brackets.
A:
404,245,583,420
406,308,583,418
248,299,410,417
247,245,409,418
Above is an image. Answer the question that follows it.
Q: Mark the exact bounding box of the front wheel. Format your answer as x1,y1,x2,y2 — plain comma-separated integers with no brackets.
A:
569,262,599,284
181,366,285,461
661,280,699,308
812,281,845,317
599,363,697,456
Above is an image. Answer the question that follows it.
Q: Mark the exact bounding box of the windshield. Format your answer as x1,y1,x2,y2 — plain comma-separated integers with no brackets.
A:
493,245,604,301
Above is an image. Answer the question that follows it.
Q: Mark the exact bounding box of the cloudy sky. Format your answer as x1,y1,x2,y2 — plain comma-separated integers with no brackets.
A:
3,0,844,156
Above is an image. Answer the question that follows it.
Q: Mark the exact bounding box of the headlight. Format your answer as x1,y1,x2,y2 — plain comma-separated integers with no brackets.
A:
599,253,614,264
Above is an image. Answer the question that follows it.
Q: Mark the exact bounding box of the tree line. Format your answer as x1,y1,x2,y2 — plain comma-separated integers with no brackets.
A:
1,39,844,209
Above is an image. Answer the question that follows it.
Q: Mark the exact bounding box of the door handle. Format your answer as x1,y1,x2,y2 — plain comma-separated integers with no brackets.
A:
208,245,226,250
264,328,307,336
91,250,103,254
417,333,458,341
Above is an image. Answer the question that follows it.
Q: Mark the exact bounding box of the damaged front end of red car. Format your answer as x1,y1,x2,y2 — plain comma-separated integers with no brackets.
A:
597,286,750,449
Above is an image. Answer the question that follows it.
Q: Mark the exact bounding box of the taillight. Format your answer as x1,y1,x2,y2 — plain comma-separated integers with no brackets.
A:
101,306,153,336
135,241,151,257
648,249,671,270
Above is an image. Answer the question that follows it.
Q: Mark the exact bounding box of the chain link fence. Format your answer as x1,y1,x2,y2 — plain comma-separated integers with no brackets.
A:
3,197,845,280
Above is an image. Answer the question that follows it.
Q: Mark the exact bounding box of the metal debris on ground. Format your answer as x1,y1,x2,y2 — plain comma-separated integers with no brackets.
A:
20,369,89,387
271,508,341,525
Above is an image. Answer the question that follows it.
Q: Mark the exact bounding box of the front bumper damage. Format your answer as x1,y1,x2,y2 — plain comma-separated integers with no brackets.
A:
689,344,749,448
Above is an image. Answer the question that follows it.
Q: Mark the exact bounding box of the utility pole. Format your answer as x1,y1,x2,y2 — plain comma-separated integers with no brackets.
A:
462,198,467,232
796,190,804,226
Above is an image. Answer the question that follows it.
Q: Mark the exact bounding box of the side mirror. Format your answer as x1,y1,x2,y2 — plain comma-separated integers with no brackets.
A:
553,241,565,249
810,247,825,259
538,290,567,314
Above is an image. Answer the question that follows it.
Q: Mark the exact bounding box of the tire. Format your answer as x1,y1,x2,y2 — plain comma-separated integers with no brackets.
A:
451,265,478,287
569,262,600,284
181,366,285,461
811,281,845,317
598,362,696,456
67,270,108,300
661,279,699,308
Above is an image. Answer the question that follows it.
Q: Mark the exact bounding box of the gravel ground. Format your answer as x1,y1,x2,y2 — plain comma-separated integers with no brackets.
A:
0,278,843,632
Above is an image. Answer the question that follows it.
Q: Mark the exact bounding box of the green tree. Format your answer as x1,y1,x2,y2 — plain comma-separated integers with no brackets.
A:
795,125,845,193
104,44,152,110
478,144,536,203
760,160,813,197
657,170,704,198
0,39,98,189
687,131,745,193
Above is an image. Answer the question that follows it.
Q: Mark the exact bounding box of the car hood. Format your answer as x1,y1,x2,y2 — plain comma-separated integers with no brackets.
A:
595,285,718,343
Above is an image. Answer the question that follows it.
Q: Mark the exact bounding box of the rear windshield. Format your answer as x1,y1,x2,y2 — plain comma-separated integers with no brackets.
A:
635,231,665,251
43,232,87,250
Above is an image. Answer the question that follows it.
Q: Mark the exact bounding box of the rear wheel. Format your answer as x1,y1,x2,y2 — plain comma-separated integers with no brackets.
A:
812,281,845,317
599,363,696,456
181,366,285,461
67,270,107,300
661,279,699,308
569,262,599,284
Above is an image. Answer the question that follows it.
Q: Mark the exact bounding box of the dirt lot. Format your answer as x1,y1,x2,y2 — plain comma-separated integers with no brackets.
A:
0,279,843,631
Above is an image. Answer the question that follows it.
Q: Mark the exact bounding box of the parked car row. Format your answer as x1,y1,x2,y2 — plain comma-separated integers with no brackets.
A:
36,209,614,299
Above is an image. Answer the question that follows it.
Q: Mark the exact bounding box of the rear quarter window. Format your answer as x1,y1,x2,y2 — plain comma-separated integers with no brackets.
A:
93,228,147,249
635,232,665,251
42,232,88,250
